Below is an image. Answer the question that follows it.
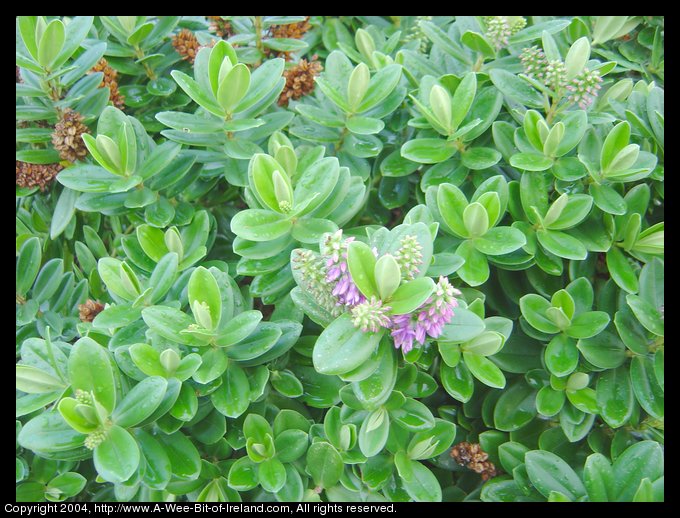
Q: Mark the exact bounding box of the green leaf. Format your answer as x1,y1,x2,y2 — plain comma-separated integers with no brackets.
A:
18,412,85,454
188,267,222,330
630,356,664,420
37,19,65,69
565,311,610,339
510,153,554,171
455,240,489,286
346,115,384,135
346,240,378,299
460,147,501,170
464,353,506,388
474,227,526,256
545,334,579,377
590,184,627,215
450,72,477,132
16,365,66,394
157,431,201,480
584,453,613,502
601,121,630,172
439,307,485,343
525,450,586,500
493,380,537,432
388,277,435,315
520,294,559,334
258,457,286,493
211,363,251,418
68,337,117,414
228,456,259,491
626,294,664,337
489,68,544,109
93,425,140,484
399,458,442,502
171,70,224,117
359,408,390,457
440,362,474,403
611,441,663,501
16,237,42,296
596,366,634,428
537,229,587,260
112,376,167,428
536,386,566,417
314,314,383,376
307,442,343,488
401,139,456,164
230,210,292,242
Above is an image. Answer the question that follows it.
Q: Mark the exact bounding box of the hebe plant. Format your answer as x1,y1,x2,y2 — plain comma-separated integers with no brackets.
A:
16,16,663,503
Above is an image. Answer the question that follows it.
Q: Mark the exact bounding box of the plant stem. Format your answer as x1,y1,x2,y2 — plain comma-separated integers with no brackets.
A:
254,16,264,65
134,45,157,81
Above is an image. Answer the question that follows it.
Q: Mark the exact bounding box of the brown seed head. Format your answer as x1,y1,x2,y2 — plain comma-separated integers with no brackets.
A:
450,441,499,481
16,161,63,191
52,109,90,162
207,16,233,39
172,29,200,65
278,58,322,107
266,17,312,60
78,300,105,323
90,58,125,109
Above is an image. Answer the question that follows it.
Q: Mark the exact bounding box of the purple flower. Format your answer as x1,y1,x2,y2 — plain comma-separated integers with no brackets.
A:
390,276,461,354
324,233,365,307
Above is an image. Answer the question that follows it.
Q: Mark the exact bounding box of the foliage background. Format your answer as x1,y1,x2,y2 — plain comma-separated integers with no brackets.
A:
16,16,663,503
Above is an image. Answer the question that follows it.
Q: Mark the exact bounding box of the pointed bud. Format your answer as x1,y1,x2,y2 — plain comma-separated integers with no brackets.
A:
160,348,181,375
192,300,213,330
347,63,370,111
272,170,293,212
164,227,184,260
374,254,401,300
355,29,376,61
429,85,452,134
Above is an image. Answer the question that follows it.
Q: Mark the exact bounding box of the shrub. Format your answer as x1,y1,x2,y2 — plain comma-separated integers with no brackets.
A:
16,16,663,503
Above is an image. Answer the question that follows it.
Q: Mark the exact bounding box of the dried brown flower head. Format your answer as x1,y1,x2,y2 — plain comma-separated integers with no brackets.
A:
172,29,200,65
90,58,125,109
78,299,104,322
207,16,233,39
269,17,311,40
278,58,322,107
16,161,63,191
52,109,90,162
78,300,105,323
266,17,312,60
450,441,499,481
16,65,22,83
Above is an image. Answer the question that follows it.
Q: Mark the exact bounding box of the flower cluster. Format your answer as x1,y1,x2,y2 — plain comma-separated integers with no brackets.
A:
351,297,391,333
520,46,548,80
291,249,342,316
520,46,602,108
84,430,107,450
297,230,460,354
402,15,433,52
394,234,423,280
566,67,603,109
267,17,312,60
390,276,461,353
484,16,526,50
